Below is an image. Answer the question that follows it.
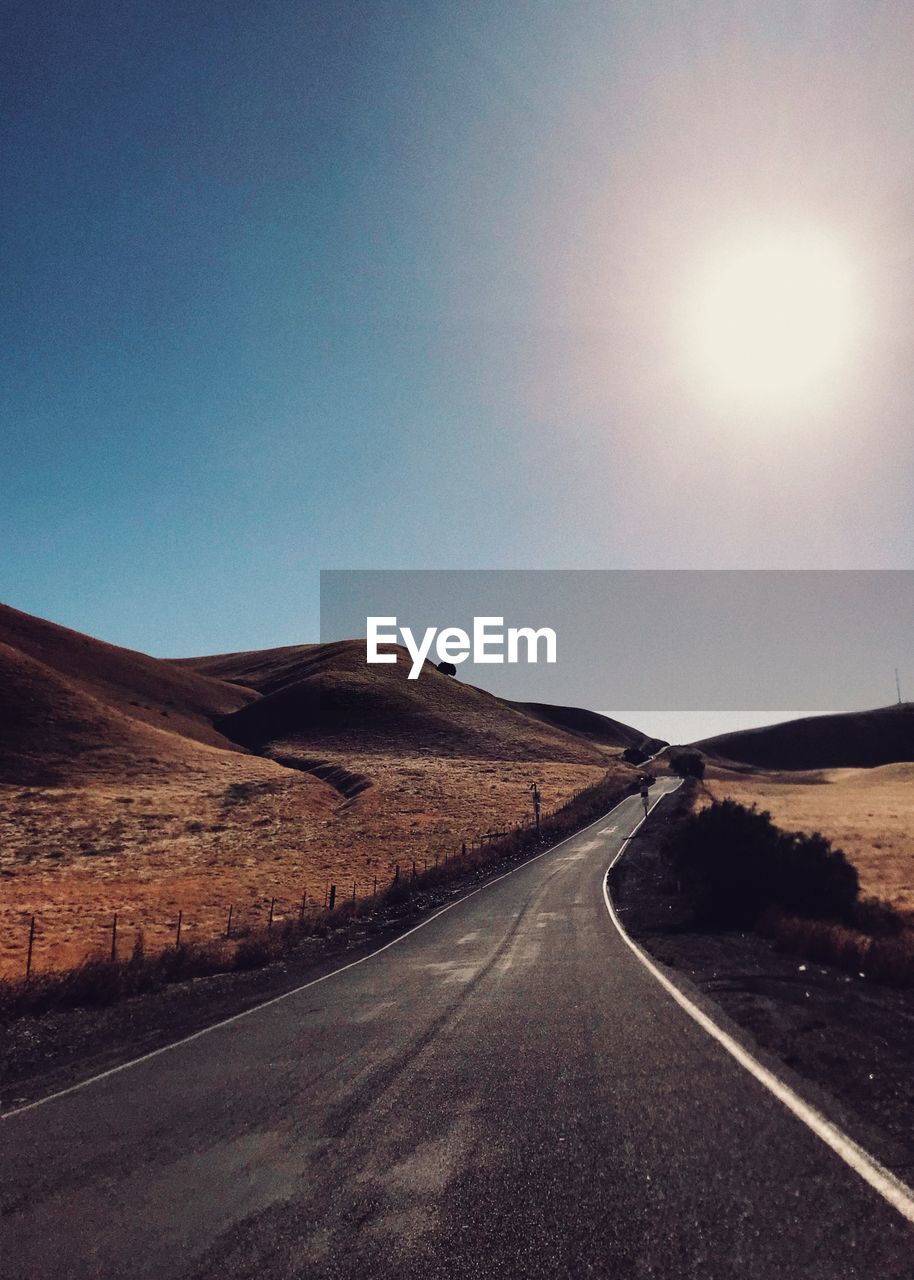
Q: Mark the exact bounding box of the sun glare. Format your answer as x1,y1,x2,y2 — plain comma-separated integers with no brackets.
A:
685,230,858,411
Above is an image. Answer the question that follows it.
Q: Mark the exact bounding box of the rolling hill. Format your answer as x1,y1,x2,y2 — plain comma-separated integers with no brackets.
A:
0,605,658,785
177,640,657,764
694,704,914,771
0,603,256,786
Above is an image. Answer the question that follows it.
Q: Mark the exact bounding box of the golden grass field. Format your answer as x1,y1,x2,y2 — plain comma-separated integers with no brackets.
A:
0,754,608,979
706,761,914,918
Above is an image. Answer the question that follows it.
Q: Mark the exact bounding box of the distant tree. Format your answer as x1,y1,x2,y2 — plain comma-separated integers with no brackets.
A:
436,661,457,677
622,746,650,765
669,749,705,780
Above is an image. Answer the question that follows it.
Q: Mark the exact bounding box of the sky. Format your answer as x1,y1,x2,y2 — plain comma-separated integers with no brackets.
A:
3,2,913,736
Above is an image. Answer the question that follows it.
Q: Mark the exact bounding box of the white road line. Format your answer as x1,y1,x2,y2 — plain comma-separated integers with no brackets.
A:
2,790,640,1122
602,796,914,1227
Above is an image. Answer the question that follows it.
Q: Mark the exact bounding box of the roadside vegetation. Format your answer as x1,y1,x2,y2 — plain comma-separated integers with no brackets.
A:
664,795,914,985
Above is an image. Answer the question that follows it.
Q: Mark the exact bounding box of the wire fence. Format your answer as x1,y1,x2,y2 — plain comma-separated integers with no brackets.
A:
6,772,639,993
11,829,532,981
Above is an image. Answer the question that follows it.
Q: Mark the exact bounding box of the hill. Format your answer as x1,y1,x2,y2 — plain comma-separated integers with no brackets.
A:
0,603,255,785
506,700,667,755
177,641,656,764
694,704,914,771
0,605,657,784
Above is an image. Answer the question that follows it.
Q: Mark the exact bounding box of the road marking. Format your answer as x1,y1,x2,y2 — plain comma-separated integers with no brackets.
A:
602,794,914,1227
2,791,638,1122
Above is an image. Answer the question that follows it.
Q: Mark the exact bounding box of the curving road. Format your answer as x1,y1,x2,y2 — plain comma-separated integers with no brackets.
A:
2,780,913,1278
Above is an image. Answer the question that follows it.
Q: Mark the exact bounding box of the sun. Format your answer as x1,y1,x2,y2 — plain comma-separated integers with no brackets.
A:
685,229,858,411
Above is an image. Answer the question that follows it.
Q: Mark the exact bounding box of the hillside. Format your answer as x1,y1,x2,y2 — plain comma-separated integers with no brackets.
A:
0,604,657,786
506,700,667,755
178,641,655,764
0,603,256,786
695,704,914,771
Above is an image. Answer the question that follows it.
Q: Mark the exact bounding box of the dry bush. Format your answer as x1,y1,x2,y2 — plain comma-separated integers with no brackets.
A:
761,908,914,986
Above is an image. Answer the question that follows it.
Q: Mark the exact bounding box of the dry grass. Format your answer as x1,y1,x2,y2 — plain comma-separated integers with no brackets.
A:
762,909,914,986
0,753,610,978
705,761,914,919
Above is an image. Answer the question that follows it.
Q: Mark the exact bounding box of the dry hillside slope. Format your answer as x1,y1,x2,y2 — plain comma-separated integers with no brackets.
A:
695,704,914,771
178,641,655,764
0,604,256,785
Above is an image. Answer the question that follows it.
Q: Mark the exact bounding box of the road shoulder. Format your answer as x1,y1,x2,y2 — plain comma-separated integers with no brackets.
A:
609,791,914,1176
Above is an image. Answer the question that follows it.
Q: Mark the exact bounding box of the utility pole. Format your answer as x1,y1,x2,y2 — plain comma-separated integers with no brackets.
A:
530,781,541,837
896,668,903,705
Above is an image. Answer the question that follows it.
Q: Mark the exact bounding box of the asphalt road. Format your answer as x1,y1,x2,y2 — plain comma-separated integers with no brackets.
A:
2,781,913,1278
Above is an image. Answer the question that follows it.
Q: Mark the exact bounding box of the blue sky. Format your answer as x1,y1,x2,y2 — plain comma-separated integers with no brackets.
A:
3,1,913,672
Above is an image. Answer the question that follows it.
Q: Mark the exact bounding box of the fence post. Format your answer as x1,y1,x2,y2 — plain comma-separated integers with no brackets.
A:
411,860,417,881
175,911,183,947
351,881,356,905
226,904,233,938
393,864,400,883
25,915,36,981
299,891,306,923
110,912,118,962
372,876,377,900
461,842,466,859
328,884,337,911
268,898,275,930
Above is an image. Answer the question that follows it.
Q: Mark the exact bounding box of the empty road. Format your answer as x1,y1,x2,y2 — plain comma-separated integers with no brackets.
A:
2,780,912,1278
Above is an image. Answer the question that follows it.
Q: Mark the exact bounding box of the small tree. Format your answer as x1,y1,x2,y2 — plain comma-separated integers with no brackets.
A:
669,749,705,780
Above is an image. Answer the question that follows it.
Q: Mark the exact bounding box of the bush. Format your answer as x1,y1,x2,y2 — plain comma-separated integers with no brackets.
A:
763,909,914,986
668,799,859,929
669,750,705,780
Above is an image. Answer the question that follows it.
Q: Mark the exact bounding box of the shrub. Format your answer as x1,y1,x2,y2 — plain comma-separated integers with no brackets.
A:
669,750,705,780
233,934,284,971
762,909,914,986
668,799,858,929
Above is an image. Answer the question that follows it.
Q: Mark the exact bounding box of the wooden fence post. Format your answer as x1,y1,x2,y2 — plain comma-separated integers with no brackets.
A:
25,915,35,981
226,904,233,938
110,912,118,962
328,884,337,911
299,891,306,923
268,898,275,930
175,911,183,947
